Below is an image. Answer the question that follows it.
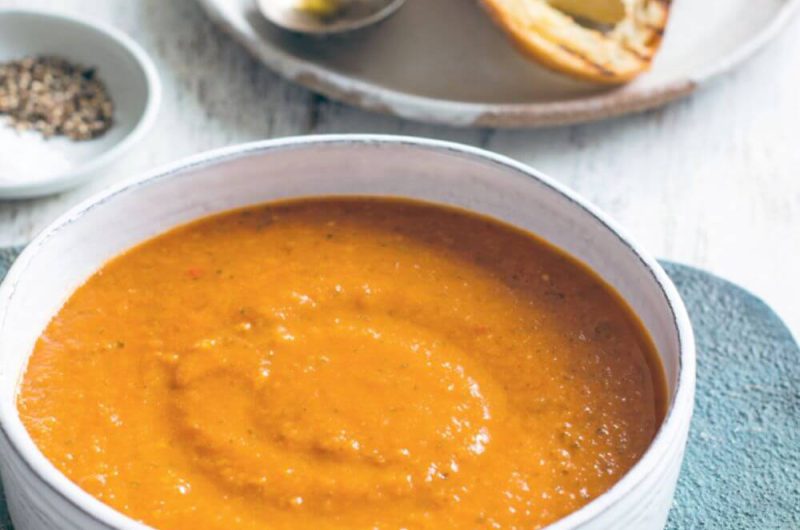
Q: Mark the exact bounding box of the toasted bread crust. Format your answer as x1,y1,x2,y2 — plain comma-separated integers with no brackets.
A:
481,0,671,84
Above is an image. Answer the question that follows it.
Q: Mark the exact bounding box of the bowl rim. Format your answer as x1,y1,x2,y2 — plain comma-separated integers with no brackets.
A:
0,134,696,529
0,7,162,199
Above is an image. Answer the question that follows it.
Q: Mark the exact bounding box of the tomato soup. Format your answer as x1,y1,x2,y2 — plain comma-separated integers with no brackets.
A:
18,198,665,529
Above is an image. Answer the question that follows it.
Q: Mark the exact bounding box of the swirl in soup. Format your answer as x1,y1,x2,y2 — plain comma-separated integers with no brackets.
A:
19,198,665,529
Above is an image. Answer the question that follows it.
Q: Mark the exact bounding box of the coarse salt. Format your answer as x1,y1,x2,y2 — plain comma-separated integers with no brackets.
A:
0,124,74,183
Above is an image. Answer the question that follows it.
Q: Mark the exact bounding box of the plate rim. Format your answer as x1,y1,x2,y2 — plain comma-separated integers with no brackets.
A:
197,0,800,128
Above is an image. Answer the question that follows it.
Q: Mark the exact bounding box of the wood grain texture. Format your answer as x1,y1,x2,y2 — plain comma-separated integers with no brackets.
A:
0,0,798,336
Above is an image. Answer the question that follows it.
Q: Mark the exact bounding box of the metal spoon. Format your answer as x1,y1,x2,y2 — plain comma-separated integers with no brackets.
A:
257,0,407,35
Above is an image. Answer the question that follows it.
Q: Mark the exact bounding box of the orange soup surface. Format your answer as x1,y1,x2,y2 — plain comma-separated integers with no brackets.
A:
19,198,665,529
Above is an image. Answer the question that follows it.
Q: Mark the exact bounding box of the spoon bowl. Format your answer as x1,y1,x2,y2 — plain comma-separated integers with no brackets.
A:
257,0,406,35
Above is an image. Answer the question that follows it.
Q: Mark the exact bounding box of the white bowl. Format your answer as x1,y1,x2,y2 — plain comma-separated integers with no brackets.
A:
0,135,695,529
0,8,160,199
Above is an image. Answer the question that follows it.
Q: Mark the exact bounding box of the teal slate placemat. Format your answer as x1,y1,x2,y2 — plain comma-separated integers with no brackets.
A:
0,249,797,528
661,262,799,529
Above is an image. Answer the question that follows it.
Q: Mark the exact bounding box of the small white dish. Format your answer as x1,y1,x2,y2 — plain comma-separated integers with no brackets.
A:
0,8,161,199
0,135,695,529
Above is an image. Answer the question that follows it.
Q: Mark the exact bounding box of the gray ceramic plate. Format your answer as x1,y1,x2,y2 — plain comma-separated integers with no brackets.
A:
197,0,798,127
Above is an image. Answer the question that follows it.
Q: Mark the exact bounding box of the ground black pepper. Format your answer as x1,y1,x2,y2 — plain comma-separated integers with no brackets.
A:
0,55,113,141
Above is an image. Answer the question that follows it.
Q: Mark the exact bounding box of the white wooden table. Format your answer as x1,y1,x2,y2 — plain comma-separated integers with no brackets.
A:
2,0,799,337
